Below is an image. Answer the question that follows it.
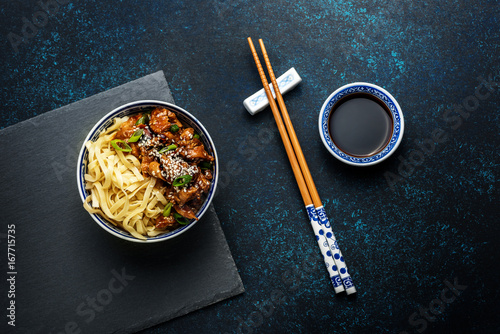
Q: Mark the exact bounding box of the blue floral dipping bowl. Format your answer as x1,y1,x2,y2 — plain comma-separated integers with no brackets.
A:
319,82,404,166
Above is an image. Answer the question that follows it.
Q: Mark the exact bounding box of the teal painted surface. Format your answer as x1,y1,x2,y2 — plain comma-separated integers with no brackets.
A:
1,0,499,333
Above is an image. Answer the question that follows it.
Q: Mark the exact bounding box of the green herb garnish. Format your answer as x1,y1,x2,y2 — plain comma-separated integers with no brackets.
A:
158,144,177,154
127,129,143,143
111,139,132,152
199,161,212,170
173,212,189,225
170,124,180,133
162,202,173,217
172,175,192,187
135,114,150,125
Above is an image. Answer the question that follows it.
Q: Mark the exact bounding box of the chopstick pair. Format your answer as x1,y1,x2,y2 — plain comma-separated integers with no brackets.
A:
247,38,356,295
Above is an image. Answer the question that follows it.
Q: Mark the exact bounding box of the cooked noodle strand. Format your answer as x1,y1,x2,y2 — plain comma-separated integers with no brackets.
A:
83,117,167,240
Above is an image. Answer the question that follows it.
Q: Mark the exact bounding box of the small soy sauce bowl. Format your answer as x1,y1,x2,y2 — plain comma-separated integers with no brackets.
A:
318,82,404,166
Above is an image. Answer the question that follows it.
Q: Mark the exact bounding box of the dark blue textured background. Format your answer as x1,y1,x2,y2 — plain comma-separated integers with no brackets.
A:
1,0,499,333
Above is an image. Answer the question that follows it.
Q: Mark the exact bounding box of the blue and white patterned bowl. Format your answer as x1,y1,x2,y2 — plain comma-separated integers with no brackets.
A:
318,82,404,166
77,100,218,243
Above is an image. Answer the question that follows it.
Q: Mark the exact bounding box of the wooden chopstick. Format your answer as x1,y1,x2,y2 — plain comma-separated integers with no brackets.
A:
247,37,347,294
247,38,313,208
257,39,323,208
257,38,356,294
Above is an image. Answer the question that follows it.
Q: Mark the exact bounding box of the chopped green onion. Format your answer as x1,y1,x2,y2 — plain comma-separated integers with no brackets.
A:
193,133,200,139
172,175,192,187
170,124,180,133
200,161,212,170
127,129,143,143
111,139,132,152
158,144,177,154
135,114,150,125
162,202,173,217
173,212,189,225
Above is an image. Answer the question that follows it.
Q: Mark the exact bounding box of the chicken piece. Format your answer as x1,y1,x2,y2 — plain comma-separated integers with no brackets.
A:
139,145,149,157
167,109,183,128
183,145,214,161
154,215,178,230
159,154,195,184
196,171,211,193
174,204,197,220
149,107,171,134
149,107,183,134
140,153,154,175
130,143,141,158
163,131,178,142
115,114,142,140
148,161,166,181
179,128,194,141
203,169,213,180
174,129,193,148
175,186,200,206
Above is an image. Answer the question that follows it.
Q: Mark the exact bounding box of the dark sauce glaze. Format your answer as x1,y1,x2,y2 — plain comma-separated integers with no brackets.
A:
328,93,393,157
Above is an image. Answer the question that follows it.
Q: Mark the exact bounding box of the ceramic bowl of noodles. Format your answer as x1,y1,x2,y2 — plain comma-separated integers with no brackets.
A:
77,100,218,243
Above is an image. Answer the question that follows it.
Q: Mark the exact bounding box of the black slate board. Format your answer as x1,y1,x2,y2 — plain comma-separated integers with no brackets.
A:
0,71,244,334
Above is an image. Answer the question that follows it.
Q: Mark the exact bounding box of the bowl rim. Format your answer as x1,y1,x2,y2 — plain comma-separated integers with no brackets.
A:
76,100,218,243
318,82,405,166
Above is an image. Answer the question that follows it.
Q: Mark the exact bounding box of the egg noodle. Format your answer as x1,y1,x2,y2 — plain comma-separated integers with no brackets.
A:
83,116,168,240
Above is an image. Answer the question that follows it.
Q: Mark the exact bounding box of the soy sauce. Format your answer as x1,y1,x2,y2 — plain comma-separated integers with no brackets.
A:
328,93,393,157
